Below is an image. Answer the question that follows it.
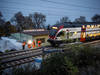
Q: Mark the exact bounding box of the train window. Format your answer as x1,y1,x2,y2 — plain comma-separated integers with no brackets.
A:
97,25,100,28
91,25,94,28
57,31,65,37
82,25,85,29
87,25,90,29
89,34,93,37
94,25,97,28
74,31,77,35
67,32,74,37
49,29,57,36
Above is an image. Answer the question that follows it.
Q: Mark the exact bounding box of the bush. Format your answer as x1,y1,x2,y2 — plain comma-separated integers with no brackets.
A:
64,44,100,75
65,39,74,43
68,45,97,66
41,44,100,75
5,49,10,53
41,53,79,75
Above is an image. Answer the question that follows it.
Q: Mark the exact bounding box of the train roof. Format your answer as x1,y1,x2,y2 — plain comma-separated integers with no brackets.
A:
53,22,100,28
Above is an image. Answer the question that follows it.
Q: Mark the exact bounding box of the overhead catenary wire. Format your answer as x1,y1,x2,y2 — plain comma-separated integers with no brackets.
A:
0,0,100,12
1,7,95,18
0,0,100,17
1,0,100,10
0,0,99,22
40,0,100,10
0,6,96,15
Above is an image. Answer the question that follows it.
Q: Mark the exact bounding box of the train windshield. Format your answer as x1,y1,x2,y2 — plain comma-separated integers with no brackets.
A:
49,29,57,36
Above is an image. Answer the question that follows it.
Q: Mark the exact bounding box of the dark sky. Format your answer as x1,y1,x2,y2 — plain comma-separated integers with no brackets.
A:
0,0,100,25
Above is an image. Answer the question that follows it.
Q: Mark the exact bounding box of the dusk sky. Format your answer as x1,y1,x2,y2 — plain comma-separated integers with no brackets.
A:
0,0,100,25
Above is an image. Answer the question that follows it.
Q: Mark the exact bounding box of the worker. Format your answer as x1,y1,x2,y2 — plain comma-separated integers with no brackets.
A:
28,44,31,48
38,40,41,47
22,41,26,50
32,40,36,48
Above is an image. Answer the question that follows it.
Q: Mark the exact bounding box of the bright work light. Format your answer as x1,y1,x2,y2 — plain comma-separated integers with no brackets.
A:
28,40,32,44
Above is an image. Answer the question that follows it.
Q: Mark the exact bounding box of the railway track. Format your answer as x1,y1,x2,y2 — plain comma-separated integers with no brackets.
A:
0,40,100,71
0,46,52,59
0,46,63,70
0,51,42,70
83,40,100,45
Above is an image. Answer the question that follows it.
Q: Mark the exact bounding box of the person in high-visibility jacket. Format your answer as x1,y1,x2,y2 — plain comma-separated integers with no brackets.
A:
38,40,41,47
28,44,31,48
32,40,36,48
22,41,26,50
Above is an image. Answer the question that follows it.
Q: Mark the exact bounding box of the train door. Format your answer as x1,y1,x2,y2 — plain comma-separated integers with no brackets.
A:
56,31,66,40
80,25,86,42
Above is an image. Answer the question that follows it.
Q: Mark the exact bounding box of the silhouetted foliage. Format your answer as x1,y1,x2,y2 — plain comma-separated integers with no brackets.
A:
24,16,35,29
41,53,78,75
29,12,46,29
4,21,11,36
92,14,100,22
60,16,71,23
11,12,25,31
0,11,5,39
55,16,71,24
0,11,5,26
3,21,16,36
74,16,86,23
47,24,51,30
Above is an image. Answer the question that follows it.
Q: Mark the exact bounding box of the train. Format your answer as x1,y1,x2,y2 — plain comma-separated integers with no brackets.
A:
47,22,100,46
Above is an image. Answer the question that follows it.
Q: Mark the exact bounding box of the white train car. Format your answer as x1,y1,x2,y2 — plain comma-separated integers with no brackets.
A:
48,23,100,46
55,27,81,40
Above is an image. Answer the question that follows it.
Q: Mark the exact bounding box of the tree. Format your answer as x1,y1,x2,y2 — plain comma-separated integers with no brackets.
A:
11,12,25,32
0,11,5,26
0,26,4,39
74,16,86,23
56,20,60,24
9,25,17,33
0,11,3,18
55,17,70,25
60,16,70,23
24,16,35,29
92,14,100,22
47,24,51,30
0,11,5,39
29,12,46,29
42,53,78,75
4,21,12,36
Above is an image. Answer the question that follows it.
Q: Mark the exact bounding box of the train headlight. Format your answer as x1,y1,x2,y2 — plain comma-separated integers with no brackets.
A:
28,40,32,44
52,27,58,29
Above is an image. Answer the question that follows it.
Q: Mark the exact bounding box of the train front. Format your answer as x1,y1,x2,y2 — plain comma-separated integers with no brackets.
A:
48,25,64,46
